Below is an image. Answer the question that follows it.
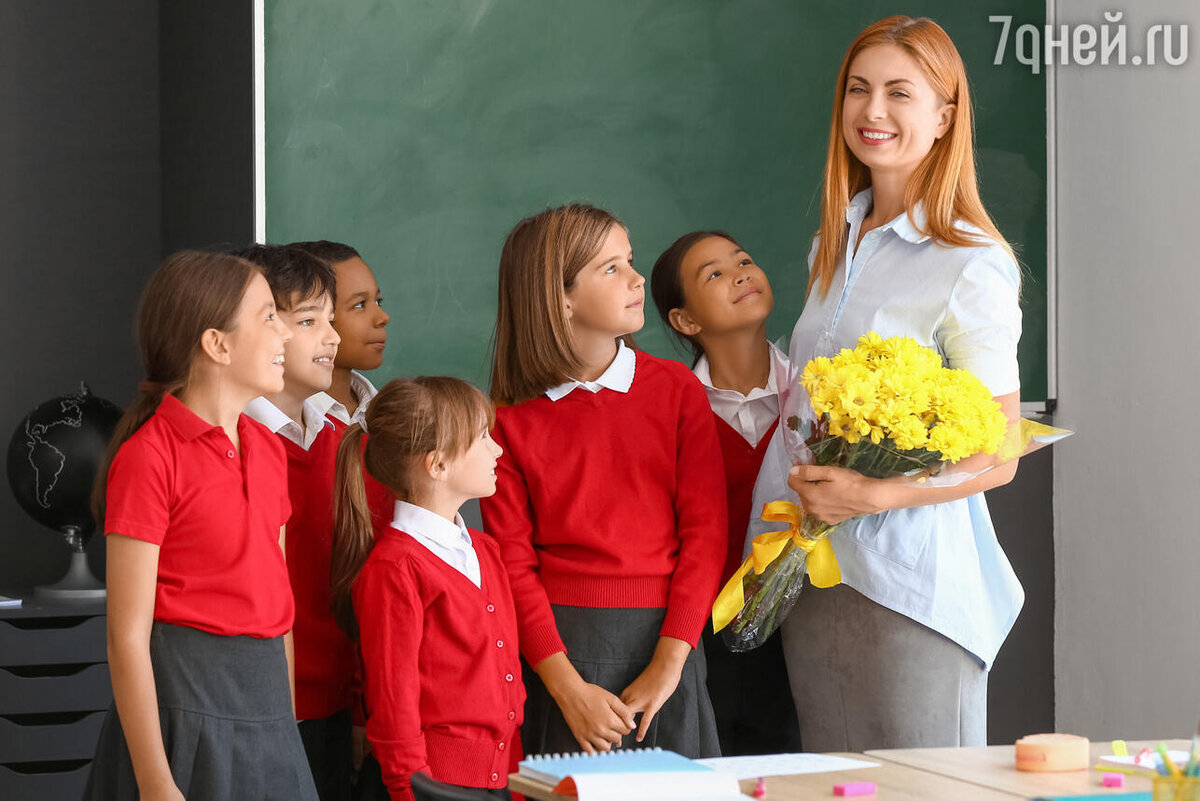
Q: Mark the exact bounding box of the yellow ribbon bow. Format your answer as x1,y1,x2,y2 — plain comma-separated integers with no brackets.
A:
711,500,842,634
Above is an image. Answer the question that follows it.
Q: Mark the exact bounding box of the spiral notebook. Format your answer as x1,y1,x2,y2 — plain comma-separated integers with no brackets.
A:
518,748,741,800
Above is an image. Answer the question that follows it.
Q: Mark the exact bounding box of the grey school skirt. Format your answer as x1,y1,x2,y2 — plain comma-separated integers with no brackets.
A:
521,605,720,758
83,622,318,801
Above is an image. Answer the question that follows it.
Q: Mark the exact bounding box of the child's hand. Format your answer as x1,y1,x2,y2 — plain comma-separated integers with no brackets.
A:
557,681,636,753
535,652,635,753
618,637,691,742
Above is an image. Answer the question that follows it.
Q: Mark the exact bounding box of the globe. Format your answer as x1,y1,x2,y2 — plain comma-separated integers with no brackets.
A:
6,383,122,599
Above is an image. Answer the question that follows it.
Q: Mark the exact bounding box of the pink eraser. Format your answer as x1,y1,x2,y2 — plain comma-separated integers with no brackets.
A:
833,781,876,796
1101,773,1125,788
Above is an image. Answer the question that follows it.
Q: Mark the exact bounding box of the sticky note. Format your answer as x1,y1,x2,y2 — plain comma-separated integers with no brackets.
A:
833,781,876,796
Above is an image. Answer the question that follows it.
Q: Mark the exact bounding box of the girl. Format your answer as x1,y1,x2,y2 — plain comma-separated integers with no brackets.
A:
291,240,389,426
84,251,318,800
330,377,522,801
649,231,801,756
481,204,727,758
780,16,1024,751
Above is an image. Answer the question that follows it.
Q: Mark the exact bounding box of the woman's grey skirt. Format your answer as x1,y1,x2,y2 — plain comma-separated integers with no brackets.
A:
83,622,318,801
521,605,720,759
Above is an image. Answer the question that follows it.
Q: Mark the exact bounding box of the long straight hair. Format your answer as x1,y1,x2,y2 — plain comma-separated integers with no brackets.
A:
330,376,495,640
92,251,260,525
809,15,1013,299
489,203,635,406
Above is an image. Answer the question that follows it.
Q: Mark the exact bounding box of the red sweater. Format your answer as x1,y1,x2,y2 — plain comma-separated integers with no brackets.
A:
480,351,728,666
713,415,779,584
278,418,393,721
354,526,524,801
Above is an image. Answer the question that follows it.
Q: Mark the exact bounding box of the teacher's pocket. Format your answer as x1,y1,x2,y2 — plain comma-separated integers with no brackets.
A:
840,508,933,569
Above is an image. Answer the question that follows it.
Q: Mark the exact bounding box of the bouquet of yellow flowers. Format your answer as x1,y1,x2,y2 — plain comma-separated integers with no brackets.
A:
712,332,1068,652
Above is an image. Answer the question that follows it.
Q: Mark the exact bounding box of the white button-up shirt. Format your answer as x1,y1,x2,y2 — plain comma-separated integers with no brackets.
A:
324,370,379,427
692,344,785,448
244,393,339,451
767,188,1024,669
545,340,636,400
391,500,481,588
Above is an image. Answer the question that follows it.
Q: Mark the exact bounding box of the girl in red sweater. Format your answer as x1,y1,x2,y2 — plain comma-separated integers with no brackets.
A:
649,231,802,756
481,204,727,758
331,377,522,801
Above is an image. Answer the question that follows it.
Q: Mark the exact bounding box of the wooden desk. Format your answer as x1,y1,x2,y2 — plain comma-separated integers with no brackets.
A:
509,752,1016,800
866,739,1189,798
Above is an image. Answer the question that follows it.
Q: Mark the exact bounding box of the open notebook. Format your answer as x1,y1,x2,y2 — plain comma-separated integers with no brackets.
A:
518,748,742,800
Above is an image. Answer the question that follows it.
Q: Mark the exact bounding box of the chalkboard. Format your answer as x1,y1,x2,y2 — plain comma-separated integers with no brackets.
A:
265,0,1047,401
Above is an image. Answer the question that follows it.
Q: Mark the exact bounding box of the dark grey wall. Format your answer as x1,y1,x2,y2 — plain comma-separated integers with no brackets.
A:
160,0,254,253
987,448,1055,742
0,0,255,589
0,1,161,588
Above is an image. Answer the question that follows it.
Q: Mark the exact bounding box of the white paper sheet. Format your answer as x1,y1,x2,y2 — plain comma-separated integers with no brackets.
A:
694,753,879,780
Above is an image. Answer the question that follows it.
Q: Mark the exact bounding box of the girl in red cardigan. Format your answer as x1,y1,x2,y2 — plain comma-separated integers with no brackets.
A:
481,204,727,758
649,230,802,757
331,377,522,801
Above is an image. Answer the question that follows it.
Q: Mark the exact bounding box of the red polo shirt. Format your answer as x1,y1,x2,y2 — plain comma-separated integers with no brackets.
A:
104,394,294,638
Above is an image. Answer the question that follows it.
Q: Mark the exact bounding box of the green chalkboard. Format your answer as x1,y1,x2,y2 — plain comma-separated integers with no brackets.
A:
266,0,1047,401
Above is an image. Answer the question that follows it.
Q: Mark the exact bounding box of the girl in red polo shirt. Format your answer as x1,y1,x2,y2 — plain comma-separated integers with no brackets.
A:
330,376,522,801
481,204,727,758
84,251,318,801
649,230,802,756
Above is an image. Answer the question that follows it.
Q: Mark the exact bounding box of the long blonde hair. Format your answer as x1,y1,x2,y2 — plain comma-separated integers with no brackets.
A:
809,15,1013,299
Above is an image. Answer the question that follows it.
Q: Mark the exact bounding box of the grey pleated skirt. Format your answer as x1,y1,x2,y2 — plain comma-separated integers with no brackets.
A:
521,605,720,758
83,622,318,801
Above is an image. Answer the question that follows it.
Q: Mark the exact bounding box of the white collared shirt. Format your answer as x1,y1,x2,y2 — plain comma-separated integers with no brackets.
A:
781,187,1024,669
324,370,379,427
692,343,786,447
545,340,636,401
391,500,481,587
244,393,338,451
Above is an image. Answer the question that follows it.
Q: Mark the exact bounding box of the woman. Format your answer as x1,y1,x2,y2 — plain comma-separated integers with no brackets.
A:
779,16,1024,751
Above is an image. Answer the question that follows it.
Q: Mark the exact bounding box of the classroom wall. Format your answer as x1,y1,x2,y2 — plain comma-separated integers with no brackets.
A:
0,1,161,588
1054,0,1200,738
0,0,255,589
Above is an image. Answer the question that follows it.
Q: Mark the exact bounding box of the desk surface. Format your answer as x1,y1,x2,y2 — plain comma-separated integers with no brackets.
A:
865,739,1188,798
509,752,1016,801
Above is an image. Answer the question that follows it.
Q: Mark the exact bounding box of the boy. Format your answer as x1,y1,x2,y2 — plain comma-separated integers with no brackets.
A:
241,244,356,801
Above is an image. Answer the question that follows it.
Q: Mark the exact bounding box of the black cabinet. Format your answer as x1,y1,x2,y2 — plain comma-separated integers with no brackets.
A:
0,595,110,800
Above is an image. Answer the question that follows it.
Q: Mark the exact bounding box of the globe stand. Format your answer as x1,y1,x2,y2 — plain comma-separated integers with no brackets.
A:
34,525,106,601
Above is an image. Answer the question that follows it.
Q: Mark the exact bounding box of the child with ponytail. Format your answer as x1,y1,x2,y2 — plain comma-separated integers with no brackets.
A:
482,204,727,758
331,377,522,801
84,251,317,800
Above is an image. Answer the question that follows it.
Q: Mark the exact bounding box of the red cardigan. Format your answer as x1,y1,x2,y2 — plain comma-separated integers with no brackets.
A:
480,351,728,666
713,415,779,584
355,526,524,801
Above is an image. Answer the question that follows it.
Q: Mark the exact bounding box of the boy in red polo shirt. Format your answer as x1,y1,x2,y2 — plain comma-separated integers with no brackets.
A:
241,244,366,801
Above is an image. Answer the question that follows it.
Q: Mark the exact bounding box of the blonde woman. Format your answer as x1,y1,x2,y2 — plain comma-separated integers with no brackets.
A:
779,16,1024,751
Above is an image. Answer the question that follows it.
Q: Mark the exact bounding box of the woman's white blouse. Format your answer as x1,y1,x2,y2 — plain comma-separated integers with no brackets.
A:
759,188,1023,669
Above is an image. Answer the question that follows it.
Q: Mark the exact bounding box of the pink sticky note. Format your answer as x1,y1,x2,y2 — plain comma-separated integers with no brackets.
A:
1101,773,1125,788
833,781,877,797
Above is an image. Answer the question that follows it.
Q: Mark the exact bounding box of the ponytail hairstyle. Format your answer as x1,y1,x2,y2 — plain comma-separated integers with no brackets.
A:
489,203,635,406
809,15,1014,300
330,376,495,640
649,230,742,367
92,251,261,525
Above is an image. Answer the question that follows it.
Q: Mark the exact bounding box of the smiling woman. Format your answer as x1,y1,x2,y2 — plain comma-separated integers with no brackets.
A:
774,15,1026,753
